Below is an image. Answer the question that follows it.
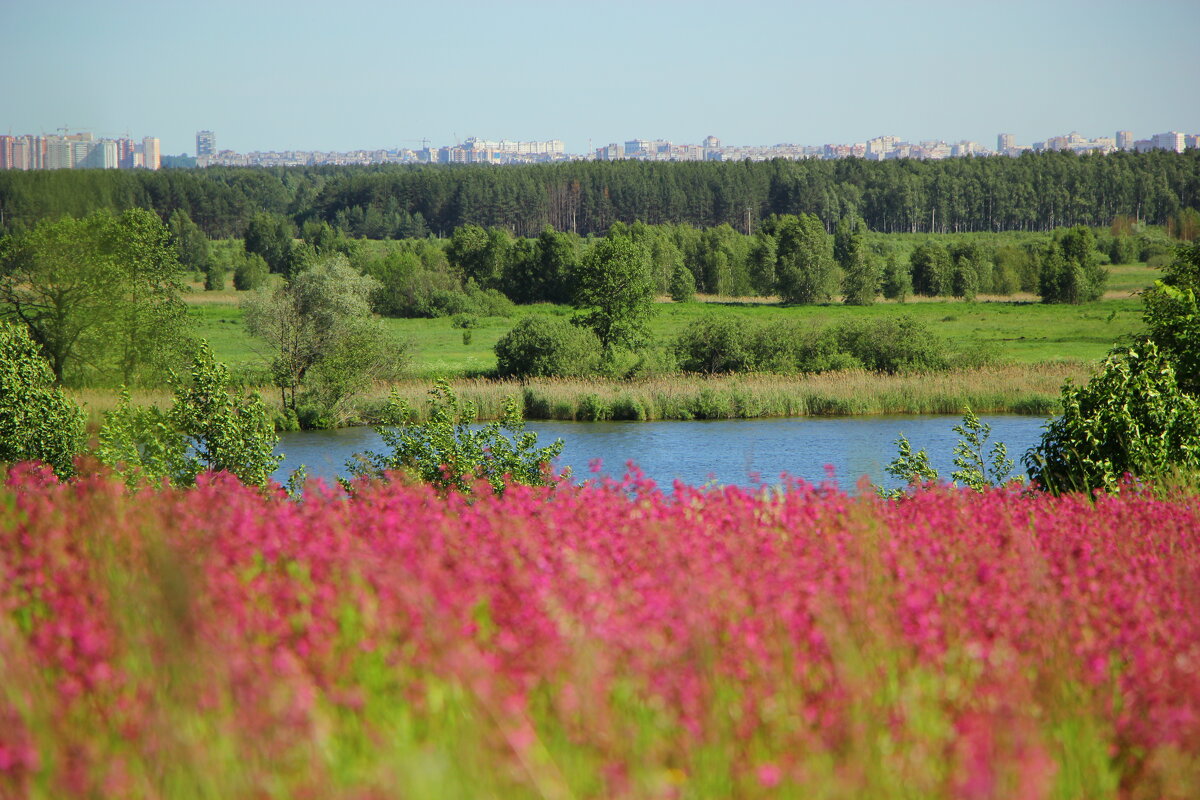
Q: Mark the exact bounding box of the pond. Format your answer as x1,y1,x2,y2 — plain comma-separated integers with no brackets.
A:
274,414,1050,493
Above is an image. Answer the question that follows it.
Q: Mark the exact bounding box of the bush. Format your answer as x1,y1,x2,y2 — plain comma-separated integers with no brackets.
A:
0,322,85,479
669,263,697,303
675,316,753,374
1024,341,1200,493
233,252,269,291
1038,226,1107,304
96,341,281,488
833,316,950,373
1142,241,1200,394
347,379,563,495
494,315,602,378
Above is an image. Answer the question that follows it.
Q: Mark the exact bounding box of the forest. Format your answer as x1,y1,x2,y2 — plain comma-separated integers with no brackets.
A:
1,149,1198,239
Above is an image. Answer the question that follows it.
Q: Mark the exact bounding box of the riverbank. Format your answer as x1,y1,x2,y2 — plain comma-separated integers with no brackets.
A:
70,362,1091,430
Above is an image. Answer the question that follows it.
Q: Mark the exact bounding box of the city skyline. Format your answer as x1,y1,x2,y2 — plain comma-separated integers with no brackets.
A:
3,125,1195,172
2,0,1198,157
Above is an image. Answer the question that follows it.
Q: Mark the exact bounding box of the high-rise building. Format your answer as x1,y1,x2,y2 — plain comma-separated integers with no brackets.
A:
1151,131,1185,153
0,136,12,170
142,137,161,169
1116,130,1133,149
196,130,216,157
45,137,73,169
116,138,135,169
997,133,1015,152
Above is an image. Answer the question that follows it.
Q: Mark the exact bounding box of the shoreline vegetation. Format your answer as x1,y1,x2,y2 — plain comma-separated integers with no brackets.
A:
70,362,1091,429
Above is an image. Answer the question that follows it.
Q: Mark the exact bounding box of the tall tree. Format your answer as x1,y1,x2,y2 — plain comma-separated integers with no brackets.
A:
572,234,656,356
243,212,295,275
836,216,879,305
243,255,403,425
773,214,835,304
910,242,953,297
0,209,189,385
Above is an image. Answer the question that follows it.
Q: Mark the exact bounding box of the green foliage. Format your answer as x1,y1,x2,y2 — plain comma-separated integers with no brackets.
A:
347,379,564,495
882,406,1014,496
169,208,211,273
837,216,880,306
669,262,697,303
882,436,939,495
501,226,578,304
572,234,656,356
233,252,269,291
0,208,190,386
673,314,948,376
770,214,836,304
1038,226,1108,304
204,259,226,291
832,316,950,373
243,212,296,275
910,242,953,297
1024,341,1200,494
1142,241,1200,394
0,321,85,478
493,315,601,378
96,341,281,488
949,407,1015,490
675,316,754,374
880,251,912,301
1,151,1197,241
243,254,405,425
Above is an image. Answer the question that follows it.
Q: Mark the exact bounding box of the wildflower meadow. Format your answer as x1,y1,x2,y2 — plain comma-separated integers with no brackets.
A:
1,465,1198,799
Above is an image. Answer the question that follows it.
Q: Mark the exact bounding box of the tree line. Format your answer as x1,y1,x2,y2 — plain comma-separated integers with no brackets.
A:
1,150,1197,238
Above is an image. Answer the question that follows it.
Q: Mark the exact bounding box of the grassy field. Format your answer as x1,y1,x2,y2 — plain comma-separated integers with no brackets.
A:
185,262,1160,380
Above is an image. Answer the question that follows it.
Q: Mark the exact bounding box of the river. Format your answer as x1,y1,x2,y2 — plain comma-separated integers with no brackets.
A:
274,414,1049,492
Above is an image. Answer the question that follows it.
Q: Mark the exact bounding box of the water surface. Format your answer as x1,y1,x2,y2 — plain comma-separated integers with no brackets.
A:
275,415,1048,493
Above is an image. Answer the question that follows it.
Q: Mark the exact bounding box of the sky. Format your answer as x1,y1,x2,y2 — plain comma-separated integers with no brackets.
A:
3,0,1198,156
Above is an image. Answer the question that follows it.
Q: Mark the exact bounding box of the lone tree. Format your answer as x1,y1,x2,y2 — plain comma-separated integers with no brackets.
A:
836,216,879,305
572,233,656,356
773,214,835,304
243,254,404,426
1038,226,1108,304
0,209,189,385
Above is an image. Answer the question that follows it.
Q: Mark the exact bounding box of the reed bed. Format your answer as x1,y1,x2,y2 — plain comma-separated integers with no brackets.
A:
373,363,1092,423
70,363,1092,430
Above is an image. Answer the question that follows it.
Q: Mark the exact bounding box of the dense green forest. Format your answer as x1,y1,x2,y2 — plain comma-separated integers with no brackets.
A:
2,150,1198,239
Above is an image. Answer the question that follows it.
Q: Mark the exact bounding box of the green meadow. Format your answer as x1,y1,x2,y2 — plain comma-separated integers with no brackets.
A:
187,261,1160,380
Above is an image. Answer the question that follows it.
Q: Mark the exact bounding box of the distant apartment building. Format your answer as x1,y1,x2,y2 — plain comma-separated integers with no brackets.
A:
196,130,216,157
1187,134,1200,150
79,140,119,169
867,135,899,160
1151,131,1185,153
1116,130,1133,149
997,133,1015,153
141,137,161,169
595,142,625,160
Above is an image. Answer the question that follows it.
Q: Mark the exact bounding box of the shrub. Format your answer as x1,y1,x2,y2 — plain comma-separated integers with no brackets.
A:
1142,242,1200,394
669,262,697,303
674,316,754,374
346,378,563,494
1038,226,1107,304
233,252,269,291
0,322,85,478
833,316,950,373
494,315,601,378
96,341,281,488
1024,341,1200,493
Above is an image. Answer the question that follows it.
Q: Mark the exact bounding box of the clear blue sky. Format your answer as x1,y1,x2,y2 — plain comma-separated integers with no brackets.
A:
3,0,1198,155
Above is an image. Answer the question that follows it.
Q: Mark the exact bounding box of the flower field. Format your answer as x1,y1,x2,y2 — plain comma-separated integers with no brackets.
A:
1,465,1199,799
